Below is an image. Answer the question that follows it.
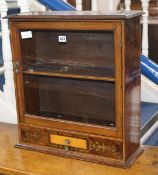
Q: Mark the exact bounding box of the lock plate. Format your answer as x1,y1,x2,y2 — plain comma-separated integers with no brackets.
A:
13,61,20,74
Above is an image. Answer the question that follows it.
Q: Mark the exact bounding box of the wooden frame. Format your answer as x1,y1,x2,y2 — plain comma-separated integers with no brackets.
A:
9,11,143,168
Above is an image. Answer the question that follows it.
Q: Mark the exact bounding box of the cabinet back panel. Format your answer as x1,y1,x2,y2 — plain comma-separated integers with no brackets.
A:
23,74,116,127
20,30,115,78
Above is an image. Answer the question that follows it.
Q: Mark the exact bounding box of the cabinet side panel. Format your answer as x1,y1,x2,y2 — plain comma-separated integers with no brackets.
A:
123,17,141,161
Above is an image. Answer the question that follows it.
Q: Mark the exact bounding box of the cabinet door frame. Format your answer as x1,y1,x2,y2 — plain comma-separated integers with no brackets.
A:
11,20,123,139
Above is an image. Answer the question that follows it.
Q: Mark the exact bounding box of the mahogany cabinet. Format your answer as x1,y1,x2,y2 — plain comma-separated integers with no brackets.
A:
9,11,143,168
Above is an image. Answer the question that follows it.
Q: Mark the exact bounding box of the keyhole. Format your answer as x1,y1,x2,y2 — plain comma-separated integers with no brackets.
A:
64,139,71,151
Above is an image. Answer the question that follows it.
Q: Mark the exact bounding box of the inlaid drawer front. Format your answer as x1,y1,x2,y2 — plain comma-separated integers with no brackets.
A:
20,125,123,159
50,135,87,150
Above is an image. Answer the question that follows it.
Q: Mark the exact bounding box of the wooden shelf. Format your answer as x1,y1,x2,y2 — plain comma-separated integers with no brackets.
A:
23,70,116,82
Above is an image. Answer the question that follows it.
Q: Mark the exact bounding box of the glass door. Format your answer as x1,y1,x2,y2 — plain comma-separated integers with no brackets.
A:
13,21,122,138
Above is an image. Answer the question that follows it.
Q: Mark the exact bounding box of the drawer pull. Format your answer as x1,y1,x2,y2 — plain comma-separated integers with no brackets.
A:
65,139,71,145
65,139,71,151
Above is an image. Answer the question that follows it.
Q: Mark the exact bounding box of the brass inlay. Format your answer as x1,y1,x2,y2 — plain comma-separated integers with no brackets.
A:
50,135,87,150
89,141,117,153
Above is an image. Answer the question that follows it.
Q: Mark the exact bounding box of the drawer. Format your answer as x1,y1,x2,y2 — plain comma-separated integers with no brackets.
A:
20,125,123,160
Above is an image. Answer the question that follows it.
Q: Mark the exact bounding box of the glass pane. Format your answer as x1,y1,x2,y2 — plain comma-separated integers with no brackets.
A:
23,74,116,127
20,30,115,78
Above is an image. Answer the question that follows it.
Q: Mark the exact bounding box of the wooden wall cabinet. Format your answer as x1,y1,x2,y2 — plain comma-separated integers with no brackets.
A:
9,11,143,168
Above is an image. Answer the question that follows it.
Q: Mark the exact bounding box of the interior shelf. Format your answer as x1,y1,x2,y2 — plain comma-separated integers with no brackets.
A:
23,70,116,82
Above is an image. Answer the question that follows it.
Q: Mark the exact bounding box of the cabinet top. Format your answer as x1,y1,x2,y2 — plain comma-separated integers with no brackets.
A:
8,10,142,21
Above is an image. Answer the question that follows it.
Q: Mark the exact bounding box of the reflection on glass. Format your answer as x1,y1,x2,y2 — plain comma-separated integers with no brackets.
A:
23,74,116,127
20,30,115,78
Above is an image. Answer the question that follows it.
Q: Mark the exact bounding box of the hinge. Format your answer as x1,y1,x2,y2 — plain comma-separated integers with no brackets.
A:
13,61,20,74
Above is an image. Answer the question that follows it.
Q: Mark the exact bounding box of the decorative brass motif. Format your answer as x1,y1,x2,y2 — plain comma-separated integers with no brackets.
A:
89,140,117,153
24,130,42,140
